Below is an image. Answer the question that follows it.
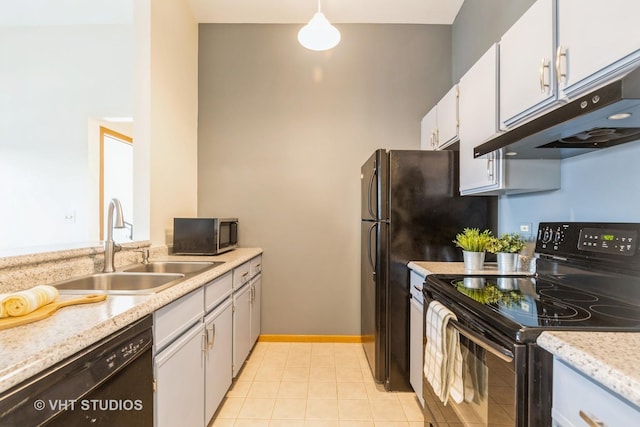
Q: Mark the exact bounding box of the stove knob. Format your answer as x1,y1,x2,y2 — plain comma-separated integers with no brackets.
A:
553,230,563,244
541,228,553,243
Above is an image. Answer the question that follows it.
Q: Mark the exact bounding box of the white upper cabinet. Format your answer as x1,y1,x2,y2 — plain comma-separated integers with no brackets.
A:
499,0,556,130
420,106,438,150
420,85,459,150
436,85,459,149
459,44,501,193
460,43,561,195
556,0,640,99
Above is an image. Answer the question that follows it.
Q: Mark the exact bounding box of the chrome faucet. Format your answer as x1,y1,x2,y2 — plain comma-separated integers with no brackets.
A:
104,198,125,273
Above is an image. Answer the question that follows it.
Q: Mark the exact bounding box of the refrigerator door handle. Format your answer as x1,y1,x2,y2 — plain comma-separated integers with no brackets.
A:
367,222,377,275
367,166,377,219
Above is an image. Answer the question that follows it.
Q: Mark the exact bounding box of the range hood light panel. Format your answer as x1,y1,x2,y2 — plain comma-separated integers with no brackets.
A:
506,151,518,156
608,112,632,120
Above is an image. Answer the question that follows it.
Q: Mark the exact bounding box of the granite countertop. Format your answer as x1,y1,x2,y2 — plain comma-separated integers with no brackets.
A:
408,260,533,276
538,331,640,408
0,247,262,395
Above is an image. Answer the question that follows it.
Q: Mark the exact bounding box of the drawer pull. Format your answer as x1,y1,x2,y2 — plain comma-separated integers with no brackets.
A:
579,410,604,427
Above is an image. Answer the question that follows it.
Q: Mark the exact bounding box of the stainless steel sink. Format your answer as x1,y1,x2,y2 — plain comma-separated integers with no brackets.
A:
53,272,185,295
121,261,224,274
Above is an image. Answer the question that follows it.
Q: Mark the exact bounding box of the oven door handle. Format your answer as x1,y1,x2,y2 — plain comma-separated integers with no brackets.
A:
449,319,514,363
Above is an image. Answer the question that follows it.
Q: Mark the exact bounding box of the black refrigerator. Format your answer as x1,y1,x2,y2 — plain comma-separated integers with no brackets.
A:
360,149,496,391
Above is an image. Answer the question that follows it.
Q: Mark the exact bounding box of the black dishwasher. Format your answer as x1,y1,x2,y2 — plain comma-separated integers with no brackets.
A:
0,315,153,426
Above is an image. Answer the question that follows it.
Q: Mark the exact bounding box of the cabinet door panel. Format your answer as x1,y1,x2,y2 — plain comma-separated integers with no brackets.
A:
459,44,501,193
499,0,556,128
558,0,640,98
205,299,233,424
232,283,251,377
250,275,261,346
409,297,424,407
155,322,205,427
437,85,459,149
420,107,438,150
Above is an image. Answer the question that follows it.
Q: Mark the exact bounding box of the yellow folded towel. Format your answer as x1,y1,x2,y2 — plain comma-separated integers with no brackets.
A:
0,285,59,317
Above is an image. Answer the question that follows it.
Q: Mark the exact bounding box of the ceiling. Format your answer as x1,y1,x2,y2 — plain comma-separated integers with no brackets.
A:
188,0,465,25
0,0,464,26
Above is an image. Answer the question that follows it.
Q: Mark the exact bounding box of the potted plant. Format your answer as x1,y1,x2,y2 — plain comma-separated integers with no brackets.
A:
453,228,493,271
487,233,527,273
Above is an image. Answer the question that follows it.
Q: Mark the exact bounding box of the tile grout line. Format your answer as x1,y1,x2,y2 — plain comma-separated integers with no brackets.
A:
211,341,424,426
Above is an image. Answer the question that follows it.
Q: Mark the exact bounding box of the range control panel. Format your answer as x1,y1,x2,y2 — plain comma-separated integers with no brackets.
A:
535,222,640,264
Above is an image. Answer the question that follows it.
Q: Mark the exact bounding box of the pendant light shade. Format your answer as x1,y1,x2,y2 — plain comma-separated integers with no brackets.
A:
298,0,340,51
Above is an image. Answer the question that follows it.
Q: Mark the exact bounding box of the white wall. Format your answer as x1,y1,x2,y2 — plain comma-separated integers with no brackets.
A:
0,24,133,251
134,0,199,244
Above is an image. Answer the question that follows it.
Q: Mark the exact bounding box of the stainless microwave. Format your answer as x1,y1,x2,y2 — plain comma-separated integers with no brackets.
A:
172,218,238,255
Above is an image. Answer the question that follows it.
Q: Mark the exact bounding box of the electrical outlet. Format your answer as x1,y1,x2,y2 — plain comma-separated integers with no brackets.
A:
64,212,76,224
519,223,533,238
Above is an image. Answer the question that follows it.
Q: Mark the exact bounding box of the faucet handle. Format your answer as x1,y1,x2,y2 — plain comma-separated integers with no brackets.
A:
135,248,150,264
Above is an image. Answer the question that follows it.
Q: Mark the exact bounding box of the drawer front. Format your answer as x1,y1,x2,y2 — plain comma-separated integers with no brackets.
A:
154,287,204,352
552,359,640,426
250,255,262,278
205,271,232,313
232,262,251,290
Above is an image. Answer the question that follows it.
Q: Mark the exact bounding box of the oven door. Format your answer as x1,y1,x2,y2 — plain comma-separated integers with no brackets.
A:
423,291,527,427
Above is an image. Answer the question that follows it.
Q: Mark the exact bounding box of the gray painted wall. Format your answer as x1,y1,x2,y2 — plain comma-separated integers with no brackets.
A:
452,0,535,82
197,24,451,334
451,0,640,236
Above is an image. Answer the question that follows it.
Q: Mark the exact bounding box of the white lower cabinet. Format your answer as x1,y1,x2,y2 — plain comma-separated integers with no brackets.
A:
153,255,263,425
204,299,233,424
409,270,425,407
232,282,252,377
249,274,261,347
552,359,640,426
232,256,263,378
154,320,205,427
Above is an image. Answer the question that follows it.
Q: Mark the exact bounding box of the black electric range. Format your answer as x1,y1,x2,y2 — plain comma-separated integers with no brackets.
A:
426,222,640,343
421,222,640,427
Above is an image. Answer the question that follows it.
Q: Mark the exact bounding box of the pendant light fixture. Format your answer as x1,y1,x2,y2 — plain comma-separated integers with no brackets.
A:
297,0,341,51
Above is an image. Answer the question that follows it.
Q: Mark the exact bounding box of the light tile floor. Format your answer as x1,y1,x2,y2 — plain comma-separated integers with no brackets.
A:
211,341,424,427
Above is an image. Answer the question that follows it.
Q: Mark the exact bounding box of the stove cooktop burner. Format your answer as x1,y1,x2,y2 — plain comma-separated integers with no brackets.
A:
448,277,594,326
538,289,599,302
590,305,640,322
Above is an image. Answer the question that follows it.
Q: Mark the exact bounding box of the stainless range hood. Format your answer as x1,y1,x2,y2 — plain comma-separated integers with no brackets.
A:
474,66,640,159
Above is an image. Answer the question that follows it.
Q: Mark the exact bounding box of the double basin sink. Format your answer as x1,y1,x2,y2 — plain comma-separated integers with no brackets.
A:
53,261,225,295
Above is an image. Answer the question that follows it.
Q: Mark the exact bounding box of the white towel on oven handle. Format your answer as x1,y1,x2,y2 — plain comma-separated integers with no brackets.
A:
423,300,464,405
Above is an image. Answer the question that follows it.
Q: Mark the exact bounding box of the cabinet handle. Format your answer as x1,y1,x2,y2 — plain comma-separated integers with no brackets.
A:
487,153,494,180
539,58,550,93
207,324,216,349
556,45,567,85
579,410,605,427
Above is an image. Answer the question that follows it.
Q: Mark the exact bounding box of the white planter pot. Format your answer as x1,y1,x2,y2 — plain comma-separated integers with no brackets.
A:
497,252,519,274
463,250,485,272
